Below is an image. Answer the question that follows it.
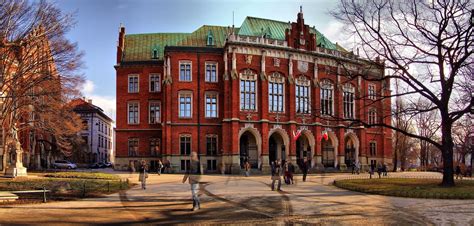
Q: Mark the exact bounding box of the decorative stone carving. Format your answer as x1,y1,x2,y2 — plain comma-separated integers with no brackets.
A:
273,58,280,67
288,55,294,84
245,54,253,65
297,61,308,73
231,49,238,79
260,50,267,81
223,51,229,80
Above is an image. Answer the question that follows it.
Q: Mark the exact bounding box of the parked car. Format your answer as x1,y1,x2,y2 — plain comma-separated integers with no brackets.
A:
89,162,104,169
53,160,77,169
103,162,113,168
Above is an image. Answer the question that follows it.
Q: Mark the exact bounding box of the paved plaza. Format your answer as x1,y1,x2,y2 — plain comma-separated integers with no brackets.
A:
0,172,473,225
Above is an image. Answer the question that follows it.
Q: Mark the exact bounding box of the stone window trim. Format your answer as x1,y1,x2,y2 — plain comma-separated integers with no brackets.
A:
127,101,140,125
180,134,192,155
204,91,219,118
368,108,377,125
178,91,193,119
368,83,377,100
148,101,161,124
205,62,218,83
268,72,285,113
320,79,334,116
206,134,218,156
179,60,192,82
239,69,258,112
149,73,161,92
128,74,139,93
343,83,356,119
296,75,311,114
369,141,377,156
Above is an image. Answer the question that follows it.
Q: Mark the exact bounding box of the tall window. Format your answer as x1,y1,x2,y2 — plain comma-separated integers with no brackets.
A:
179,61,192,81
368,108,377,125
150,138,161,156
296,76,311,114
343,83,355,119
269,73,284,112
128,138,138,156
127,102,139,124
205,93,218,118
205,63,217,82
206,135,218,156
369,142,377,156
180,135,191,155
149,74,160,92
368,84,376,100
179,92,192,118
320,80,334,116
240,70,257,111
128,75,139,93
149,101,161,124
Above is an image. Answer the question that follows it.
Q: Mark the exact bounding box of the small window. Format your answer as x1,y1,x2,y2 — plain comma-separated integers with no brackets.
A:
149,101,161,124
207,30,214,46
207,160,217,171
152,48,158,59
205,93,218,118
128,75,139,93
128,138,139,157
179,92,192,118
369,142,377,156
205,63,218,82
179,62,192,81
149,74,161,92
150,138,161,156
368,108,377,125
180,135,191,155
206,135,218,156
128,102,139,124
368,84,376,100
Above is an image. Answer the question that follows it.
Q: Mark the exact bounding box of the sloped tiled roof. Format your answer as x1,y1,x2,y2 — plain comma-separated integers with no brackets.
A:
123,33,190,61
121,16,340,62
238,16,338,50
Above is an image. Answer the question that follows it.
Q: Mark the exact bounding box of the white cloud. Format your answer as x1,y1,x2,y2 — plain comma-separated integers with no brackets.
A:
81,80,116,122
82,80,95,95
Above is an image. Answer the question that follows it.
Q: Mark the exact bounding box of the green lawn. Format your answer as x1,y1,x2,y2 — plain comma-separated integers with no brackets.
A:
0,172,131,202
334,178,474,199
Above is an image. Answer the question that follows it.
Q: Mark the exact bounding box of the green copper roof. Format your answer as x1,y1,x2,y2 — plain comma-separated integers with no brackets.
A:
121,16,339,62
123,33,190,61
238,16,337,50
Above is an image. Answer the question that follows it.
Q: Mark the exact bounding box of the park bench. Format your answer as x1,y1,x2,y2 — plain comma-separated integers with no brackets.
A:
0,189,51,203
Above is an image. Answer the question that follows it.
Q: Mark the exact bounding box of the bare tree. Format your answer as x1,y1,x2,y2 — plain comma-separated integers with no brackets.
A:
0,0,83,171
331,0,473,186
452,115,473,165
413,98,440,170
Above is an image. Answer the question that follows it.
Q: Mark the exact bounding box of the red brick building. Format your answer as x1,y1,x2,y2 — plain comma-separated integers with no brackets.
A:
114,10,392,173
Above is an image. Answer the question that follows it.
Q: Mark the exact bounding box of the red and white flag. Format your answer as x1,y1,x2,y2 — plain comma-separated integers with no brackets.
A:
292,129,302,141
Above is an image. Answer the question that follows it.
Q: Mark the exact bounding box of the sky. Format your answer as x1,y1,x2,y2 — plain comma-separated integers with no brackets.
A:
56,0,349,121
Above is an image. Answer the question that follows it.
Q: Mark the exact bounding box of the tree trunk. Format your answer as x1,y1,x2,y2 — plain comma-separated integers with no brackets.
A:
440,119,455,187
392,148,399,172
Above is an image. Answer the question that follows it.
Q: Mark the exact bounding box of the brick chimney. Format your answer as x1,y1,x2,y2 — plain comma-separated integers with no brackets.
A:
116,24,125,64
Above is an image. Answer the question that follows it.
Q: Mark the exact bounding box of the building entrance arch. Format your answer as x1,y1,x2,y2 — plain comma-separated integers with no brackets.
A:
238,127,262,169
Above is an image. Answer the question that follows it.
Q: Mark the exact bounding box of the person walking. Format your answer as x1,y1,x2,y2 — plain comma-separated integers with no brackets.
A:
377,163,383,178
288,161,295,184
382,163,388,176
369,163,375,179
271,160,282,191
351,160,356,174
302,158,309,182
283,161,290,184
138,161,148,190
455,165,462,180
244,161,251,177
355,161,361,175
182,152,202,211
157,160,163,175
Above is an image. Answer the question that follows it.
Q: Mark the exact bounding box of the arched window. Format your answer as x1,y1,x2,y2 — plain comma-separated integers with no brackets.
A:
320,80,333,116
296,76,311,114
240,69,257,111
343,83,355,119
368,108,377,125
268,72,285,112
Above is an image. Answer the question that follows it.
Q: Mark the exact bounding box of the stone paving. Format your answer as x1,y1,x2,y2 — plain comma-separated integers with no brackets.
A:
0,171,473,225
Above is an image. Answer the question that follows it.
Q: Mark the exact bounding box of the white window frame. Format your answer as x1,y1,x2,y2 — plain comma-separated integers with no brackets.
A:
368,108,377,125
149,101,161,124
128,138,139,156
179,61,192,82
269,72,285,113
296,75,311,114
205,62,218,83
127,101,140,125
205,92,218,118
128,74,139,93
320,79,334,116
206,134,218,156
149,73,161,92
239,70,258,111
369,141,377,156
343,83,355,119
368,83,376,100
180,134,192,155
178,91,193,118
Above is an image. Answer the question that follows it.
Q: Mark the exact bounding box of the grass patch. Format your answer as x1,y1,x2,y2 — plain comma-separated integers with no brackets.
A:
0,172,131,203
43,172,119,180
334,178,474,199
